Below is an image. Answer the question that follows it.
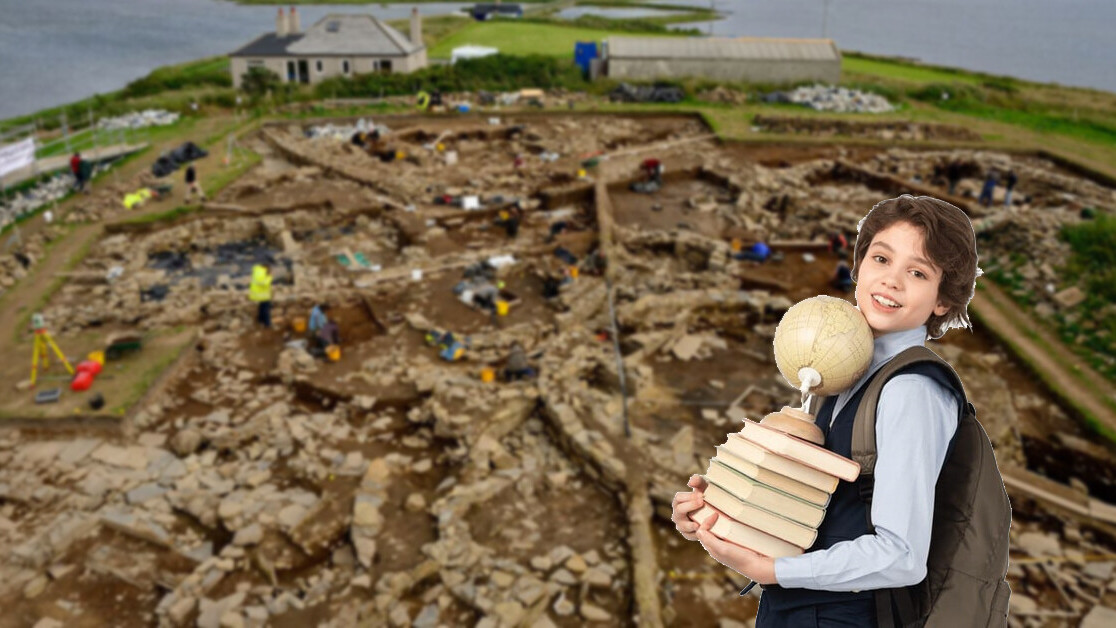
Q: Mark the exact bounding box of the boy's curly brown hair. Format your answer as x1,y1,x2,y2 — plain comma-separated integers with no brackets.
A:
852,195,983,339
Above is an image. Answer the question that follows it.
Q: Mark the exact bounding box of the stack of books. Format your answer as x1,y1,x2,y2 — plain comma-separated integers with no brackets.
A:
689,419,861,558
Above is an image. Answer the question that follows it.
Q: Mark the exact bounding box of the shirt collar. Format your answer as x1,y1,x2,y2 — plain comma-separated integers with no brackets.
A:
868,325,928,375
830,325,928,420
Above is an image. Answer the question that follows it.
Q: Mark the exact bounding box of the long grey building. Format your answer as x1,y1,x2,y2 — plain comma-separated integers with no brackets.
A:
229,8,428,88
604,36,841,85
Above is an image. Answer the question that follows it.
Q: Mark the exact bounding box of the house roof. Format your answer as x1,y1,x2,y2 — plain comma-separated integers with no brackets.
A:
229,33,304,57
230,14,422,58
287,14,421,56
606,36,840,62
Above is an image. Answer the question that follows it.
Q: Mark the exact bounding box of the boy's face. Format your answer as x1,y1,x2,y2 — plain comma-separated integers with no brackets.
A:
854,222,949,338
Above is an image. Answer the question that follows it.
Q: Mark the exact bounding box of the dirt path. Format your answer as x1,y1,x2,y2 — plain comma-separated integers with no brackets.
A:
971,280,1116,434
0,115,240,365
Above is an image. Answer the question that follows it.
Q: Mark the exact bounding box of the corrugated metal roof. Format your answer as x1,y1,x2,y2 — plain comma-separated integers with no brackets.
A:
287,14,421,56
229,33,304,57
607,36,839,61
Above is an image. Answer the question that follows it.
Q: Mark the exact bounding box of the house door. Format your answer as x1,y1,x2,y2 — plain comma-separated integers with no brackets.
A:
297,60,310,84
287,61,296,82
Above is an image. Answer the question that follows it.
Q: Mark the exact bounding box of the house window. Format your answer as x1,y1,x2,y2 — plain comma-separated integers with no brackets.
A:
287,60,296,82
380,59,392,74
247,59,264,69
343,60,350,74
316,60,323,73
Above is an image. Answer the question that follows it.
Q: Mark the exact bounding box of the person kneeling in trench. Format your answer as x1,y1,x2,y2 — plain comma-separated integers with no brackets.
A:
503,342,536,382
307,304,340,358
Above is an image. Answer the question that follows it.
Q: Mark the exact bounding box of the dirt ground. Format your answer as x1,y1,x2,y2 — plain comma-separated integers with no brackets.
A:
2,111,1116,628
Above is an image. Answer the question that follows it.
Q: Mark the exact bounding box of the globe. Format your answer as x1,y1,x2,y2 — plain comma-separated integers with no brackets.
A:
772,295,874,397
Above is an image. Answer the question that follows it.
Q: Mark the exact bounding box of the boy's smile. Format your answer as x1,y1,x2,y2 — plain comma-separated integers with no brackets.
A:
855,222,950,337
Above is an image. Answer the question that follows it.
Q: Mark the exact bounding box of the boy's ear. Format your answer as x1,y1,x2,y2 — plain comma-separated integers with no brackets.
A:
933,301,950,317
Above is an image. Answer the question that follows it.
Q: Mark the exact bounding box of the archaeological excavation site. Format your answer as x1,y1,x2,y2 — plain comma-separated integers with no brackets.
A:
3,110,1116,628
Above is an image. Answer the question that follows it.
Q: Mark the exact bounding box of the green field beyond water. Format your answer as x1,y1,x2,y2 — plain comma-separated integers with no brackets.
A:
429,21,681,59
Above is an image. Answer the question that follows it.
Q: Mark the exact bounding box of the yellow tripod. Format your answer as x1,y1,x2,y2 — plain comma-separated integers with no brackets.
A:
30,314,72,387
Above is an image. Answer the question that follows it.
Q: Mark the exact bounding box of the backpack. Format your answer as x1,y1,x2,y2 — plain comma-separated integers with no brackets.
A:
849,345,1013,627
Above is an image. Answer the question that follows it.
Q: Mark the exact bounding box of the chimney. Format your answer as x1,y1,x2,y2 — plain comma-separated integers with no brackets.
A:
289,6,301,34
410,8,422,48
276,8,287,37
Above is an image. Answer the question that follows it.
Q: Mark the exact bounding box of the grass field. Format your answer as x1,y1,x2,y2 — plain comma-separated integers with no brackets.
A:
841,54,986,86
428,21,680,58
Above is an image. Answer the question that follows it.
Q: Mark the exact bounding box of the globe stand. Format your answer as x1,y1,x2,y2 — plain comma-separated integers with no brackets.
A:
758,366,825,445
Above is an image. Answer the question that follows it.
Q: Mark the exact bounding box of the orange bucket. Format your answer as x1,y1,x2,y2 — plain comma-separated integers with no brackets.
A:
495,300,509,316
731,238,743,252
292,316,308,334
480,367,496,383
569,266,579,279
326,345,341,362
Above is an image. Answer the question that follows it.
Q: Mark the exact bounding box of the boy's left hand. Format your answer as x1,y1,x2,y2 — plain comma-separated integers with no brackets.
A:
694,511,778,585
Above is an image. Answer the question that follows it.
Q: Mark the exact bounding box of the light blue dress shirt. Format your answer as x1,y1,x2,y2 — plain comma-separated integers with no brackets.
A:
774,325,960,591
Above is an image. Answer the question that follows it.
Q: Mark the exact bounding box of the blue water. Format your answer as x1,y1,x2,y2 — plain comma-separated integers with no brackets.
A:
666,0,1115,93
0,0,471,120
558,7,682,20
1,0,1113,120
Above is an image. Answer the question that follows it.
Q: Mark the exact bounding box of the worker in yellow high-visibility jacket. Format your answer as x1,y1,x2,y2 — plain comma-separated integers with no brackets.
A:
249,263,273,328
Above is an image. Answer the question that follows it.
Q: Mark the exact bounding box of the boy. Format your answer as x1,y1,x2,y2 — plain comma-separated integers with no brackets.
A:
672,195,984,626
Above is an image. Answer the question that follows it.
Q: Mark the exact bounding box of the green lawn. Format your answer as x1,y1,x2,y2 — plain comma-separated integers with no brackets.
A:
428,21,679,58
841,55,985,85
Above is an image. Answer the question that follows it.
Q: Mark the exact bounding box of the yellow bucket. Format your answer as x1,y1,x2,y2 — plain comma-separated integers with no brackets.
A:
731,238,743,252
480,367,496,383
495,300,509,316
87,351,105,366
569,266,579,279
326,345,341,362
395,150,406,161
292,316,307,334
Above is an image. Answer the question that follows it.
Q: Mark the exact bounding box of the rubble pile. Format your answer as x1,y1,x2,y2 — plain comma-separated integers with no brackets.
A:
97,109,180,131
0,226,64,296
0,162,114,230
3,113,1116,625
697,86,749,106
753,114,981,142
766,84,895,113
305,119,390,142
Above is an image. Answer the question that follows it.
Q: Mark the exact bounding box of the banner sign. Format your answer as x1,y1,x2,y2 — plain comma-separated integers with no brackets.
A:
0,137,36,178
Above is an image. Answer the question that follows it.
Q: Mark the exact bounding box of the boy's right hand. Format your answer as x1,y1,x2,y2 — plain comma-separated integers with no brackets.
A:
672,474,708,541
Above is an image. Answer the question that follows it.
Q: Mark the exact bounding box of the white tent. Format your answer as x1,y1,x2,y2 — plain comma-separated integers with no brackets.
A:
451,45,499,64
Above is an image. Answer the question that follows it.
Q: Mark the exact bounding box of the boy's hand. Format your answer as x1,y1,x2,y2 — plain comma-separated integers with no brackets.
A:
695,511,778,585
671,474,708,541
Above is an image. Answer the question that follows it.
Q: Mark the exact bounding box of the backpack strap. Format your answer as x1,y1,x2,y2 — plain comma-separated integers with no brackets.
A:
851,346,968,628
850,346,968,480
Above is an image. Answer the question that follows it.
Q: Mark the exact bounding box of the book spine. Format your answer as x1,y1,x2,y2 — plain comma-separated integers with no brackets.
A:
741,421,859,481
715,449,830,506
728,434,840,493
691,506,803,558
711,461,825,527
703,481,817,549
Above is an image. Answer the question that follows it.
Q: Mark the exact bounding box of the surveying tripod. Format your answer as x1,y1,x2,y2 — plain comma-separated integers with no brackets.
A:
30,313,72,387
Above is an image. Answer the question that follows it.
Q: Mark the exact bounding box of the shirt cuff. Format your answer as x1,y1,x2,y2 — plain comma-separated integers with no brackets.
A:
774,555,816,589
